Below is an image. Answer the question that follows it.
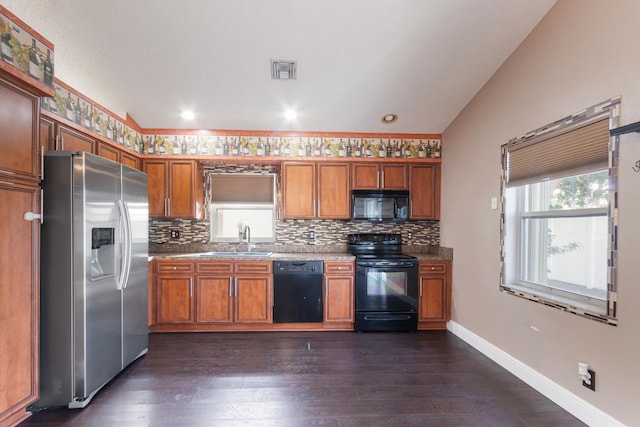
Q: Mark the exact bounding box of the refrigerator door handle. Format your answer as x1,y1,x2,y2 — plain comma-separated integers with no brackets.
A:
117,200,133,290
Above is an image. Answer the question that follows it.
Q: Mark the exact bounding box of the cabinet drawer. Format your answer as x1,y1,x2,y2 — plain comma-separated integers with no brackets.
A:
197,262,233,274
157,262,194,274
234,261,272,274
419,262,448,274
324,261,354,274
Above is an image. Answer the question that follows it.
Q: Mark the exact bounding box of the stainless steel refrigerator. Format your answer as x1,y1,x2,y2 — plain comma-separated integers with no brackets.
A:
35,151,148,409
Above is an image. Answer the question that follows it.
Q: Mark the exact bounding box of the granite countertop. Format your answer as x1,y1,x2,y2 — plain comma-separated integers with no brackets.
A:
150,252,355,261
149,246,452,262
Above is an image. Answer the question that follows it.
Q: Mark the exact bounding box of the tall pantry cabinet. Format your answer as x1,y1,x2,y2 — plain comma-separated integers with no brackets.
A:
0,76,41,427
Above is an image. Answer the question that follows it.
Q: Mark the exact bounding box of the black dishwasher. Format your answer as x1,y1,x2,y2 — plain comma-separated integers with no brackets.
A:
273,261,323,323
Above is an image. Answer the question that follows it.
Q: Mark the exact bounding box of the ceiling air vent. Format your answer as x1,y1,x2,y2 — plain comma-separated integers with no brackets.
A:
271,60,297,80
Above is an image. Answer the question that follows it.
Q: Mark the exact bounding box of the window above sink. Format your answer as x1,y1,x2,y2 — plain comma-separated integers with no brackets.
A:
207,173,276,243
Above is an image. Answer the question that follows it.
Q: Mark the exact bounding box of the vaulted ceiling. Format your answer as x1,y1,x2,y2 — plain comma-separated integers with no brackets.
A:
0,0,557,133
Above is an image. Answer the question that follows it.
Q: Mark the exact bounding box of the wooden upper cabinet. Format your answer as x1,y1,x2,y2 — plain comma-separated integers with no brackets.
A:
351,163,407,190
144,159,201,218
382,164,408,189
100,141,143,170
169,161,197,217
282,161,351,220
282,162,316,218
317,163,350,219
57,123,95,153
351,163,379,189
121,151,141,170
40,116,54,156
0,79,39,183
409,164,441,220
96,141,120,163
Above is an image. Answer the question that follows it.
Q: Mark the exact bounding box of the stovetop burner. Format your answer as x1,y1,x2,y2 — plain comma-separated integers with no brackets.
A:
347,233,416,263
355,253,417,261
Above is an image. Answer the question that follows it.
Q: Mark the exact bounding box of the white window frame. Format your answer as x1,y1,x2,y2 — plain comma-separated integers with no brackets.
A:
207,173,277,243
500,98,620,325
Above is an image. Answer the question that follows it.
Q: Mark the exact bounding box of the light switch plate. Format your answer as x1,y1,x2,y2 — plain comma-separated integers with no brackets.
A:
490,197,498,210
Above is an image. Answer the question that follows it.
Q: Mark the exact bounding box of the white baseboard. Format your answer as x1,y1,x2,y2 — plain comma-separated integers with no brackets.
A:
446,321,624,427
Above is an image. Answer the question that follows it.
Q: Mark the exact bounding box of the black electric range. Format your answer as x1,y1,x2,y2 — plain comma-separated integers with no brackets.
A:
347,233,419,332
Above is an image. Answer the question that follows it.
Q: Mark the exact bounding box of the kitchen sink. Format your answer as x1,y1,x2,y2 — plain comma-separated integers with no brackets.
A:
195,251,273,257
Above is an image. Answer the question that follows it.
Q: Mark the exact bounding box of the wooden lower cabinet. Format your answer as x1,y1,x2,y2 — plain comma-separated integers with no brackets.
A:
418,260,452,330
323,261,355,324
156,261,195,324
152,260,272,330
234,274,272,323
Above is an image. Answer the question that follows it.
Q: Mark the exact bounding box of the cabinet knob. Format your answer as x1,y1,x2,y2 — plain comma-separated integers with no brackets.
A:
172,266,177,270
431,266,435,270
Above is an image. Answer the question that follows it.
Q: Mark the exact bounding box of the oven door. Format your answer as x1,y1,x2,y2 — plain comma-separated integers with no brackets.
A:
355,261,418,312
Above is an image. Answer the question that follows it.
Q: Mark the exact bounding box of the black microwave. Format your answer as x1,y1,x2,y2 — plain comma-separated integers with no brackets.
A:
352,190,409,221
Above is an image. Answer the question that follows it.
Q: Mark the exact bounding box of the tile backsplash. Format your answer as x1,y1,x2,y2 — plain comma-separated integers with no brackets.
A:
149,218,439,253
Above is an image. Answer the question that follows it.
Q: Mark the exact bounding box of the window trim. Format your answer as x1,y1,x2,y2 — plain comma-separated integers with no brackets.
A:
499,98,620,326
206,172,278,243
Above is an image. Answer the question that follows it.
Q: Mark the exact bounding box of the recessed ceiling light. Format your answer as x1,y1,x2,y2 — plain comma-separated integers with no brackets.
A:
284,110,297,120
381,113,398,124
181,111,195,120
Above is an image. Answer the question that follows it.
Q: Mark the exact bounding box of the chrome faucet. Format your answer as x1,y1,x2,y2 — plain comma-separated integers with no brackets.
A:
243,226,256,252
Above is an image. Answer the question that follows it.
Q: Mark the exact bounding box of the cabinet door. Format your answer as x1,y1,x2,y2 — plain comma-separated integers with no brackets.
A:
317,163,350,219
282,162,315,218
121,152,141,170
351,163,380,189
143,160,169,217
381,164,408,189
96,141,120,162
418,276,447,322
58,124,95,153
0,182,39,421
168,160,196,217
157,276,194,324
39,117,55,171
0,79,39,183
324,275,354,323
196,276,233,323
409,164,440,219
234,275,272,323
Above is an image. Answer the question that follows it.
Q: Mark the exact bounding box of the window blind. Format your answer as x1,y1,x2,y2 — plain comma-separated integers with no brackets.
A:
210,174,275,203
506,118,609,187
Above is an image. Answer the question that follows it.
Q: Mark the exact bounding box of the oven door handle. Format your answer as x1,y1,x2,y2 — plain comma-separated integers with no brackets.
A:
363,314,413,321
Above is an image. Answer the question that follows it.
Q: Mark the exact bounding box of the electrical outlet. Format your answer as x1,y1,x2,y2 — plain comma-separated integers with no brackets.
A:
309,230,315,240
583,369,596,391
407,232,412,240
170,230,180,239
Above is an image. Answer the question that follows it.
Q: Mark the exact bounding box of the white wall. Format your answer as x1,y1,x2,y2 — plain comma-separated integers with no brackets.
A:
441,0,640,424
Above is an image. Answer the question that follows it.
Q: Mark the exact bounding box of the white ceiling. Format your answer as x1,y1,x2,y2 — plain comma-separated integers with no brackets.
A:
1,0,556,133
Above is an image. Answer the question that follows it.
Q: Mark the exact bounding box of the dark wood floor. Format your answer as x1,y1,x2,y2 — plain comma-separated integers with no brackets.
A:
20,331,585,426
